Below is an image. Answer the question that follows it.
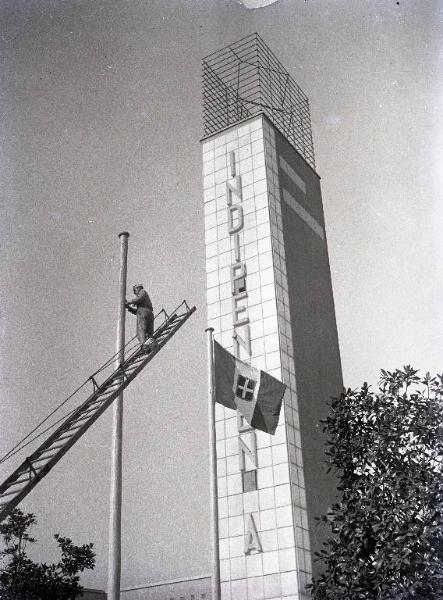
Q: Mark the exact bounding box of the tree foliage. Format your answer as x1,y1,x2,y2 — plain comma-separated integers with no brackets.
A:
310,367,443,599
0,509,95,599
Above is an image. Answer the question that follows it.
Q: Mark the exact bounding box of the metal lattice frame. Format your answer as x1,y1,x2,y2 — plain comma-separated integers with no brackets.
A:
202,33,315,169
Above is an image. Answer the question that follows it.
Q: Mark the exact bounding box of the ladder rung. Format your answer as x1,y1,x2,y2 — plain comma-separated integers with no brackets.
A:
63,405,103,428
30,455,53,465
129,355,146,363
128,355,146,364
155,330,171,338
17,464,43,477
155,327,173,339
97,385,121,396
158,325,174,334
37,442,66,457
79,405,101,417
103,381,124,391
70,413,92,424
128,356,148,365
80,400,104,412
54,432,75,443
156,333,171,343
62,422,83,433
86,394,113,408
6,475,33,487
0,488,22,500
118,363,138,373
71,403,105,422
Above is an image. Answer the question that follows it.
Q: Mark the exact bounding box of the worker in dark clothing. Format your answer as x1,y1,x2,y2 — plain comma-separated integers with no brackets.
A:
125,283,154,347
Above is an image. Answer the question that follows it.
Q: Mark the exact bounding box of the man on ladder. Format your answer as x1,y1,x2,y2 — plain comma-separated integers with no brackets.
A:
125,283,155,349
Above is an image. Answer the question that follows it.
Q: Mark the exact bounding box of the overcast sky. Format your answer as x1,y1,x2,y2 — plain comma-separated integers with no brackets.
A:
0,0,442,591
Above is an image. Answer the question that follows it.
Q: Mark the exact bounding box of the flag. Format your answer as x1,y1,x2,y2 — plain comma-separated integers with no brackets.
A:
213,340,286,435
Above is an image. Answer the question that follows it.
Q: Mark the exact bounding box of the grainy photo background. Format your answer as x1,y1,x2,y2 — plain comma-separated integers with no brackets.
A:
0,0,441,591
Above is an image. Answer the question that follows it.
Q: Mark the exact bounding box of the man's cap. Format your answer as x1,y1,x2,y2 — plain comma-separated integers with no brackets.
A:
133,283,144,289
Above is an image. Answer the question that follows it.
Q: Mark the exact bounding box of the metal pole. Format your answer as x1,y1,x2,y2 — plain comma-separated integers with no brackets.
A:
206,327,220,600
108,231,129,600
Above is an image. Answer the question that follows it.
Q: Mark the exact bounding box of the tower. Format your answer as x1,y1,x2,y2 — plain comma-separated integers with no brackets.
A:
202,34,342,600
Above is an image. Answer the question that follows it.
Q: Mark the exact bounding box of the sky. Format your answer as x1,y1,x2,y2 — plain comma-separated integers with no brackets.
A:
0,0,442,592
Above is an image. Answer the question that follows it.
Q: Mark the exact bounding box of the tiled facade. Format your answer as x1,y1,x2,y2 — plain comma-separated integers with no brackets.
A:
203,115,314,600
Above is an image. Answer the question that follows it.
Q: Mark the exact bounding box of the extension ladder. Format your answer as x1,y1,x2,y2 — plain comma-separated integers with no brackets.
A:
0,301,196,523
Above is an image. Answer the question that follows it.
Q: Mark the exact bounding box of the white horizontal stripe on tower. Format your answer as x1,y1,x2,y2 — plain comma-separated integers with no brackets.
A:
282,188,325,241
279,156,307,194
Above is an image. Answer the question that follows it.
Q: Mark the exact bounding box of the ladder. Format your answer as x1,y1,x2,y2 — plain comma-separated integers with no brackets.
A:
0,301,196,523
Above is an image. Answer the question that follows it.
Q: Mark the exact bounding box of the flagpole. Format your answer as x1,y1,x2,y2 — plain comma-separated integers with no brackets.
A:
206,327,220,600
108,231,129,600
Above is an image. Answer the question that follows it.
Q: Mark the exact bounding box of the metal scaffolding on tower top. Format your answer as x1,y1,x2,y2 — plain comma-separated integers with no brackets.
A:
202,33,316,169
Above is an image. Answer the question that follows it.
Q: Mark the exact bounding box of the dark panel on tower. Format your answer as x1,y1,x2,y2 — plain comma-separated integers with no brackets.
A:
275,125,343,571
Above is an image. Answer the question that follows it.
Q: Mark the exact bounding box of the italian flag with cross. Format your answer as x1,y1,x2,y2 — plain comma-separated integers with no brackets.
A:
213,340,286,435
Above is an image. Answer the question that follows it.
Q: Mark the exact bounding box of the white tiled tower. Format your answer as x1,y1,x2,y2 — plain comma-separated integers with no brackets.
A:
203,116,306,600
202,35,342,600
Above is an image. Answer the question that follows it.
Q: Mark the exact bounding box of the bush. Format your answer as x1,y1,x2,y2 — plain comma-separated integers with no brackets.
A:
310,367,443,599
